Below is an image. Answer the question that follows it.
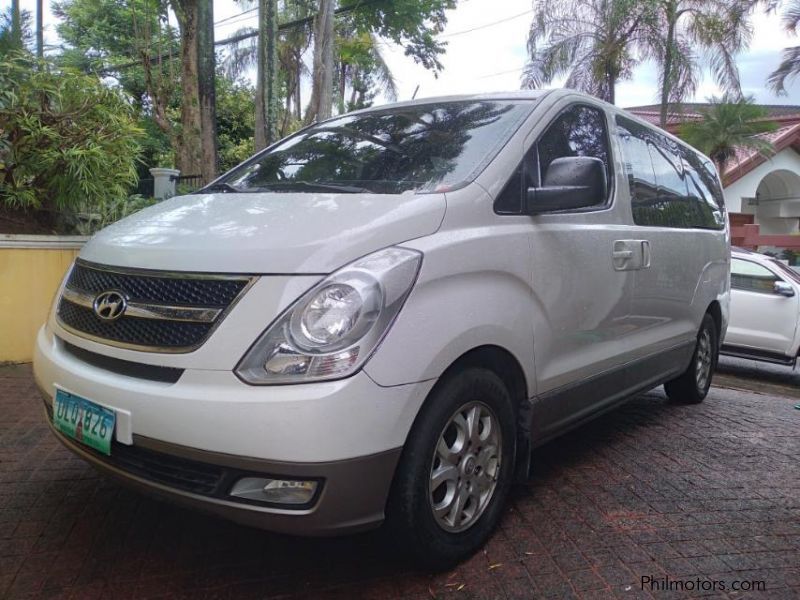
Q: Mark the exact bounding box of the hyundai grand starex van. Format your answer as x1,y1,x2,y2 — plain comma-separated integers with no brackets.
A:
34,90,730,569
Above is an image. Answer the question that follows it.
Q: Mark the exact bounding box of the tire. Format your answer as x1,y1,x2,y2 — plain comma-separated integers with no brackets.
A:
664,313,718,404
386,367,517,571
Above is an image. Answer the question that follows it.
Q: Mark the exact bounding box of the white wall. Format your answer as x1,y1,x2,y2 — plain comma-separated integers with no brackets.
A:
723,148,800,235
723,148,800,212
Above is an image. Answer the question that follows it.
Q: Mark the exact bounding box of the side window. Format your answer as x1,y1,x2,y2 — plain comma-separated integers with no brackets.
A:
616,115,724,229
493,148,537,213
731,259,780,293
682,150,726,229
537,104,611,204
494,164,523,213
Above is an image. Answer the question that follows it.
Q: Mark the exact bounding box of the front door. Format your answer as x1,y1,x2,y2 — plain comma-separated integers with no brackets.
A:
727,257,799,356
524,101,637,438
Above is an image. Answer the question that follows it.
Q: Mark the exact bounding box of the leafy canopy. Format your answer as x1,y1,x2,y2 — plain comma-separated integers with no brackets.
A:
678,95,777,170
0,54,143,213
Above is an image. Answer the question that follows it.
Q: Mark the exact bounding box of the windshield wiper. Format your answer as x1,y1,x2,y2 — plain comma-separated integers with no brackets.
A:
255,181,372,194
197,182,243,194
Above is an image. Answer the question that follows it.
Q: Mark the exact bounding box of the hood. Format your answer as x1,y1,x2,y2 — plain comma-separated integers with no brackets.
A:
80,191,446,273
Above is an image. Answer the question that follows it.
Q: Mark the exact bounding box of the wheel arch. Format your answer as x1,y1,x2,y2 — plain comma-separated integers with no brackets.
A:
706,300,723,347
419,345,533,482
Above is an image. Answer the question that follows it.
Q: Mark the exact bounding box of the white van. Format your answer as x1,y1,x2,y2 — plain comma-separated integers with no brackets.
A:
33,90,730,569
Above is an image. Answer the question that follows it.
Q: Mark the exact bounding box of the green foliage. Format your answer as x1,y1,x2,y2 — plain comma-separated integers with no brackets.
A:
342,0,456,72
647,0,756,125
0,54,144,215
768,0,800,93
678,95,777,170
53,0,179,107
216,74,256,172
0,6,33,55
523,0,654,104
69,194,158,236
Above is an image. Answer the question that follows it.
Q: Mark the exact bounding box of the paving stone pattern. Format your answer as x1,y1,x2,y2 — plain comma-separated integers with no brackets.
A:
1,366,798,599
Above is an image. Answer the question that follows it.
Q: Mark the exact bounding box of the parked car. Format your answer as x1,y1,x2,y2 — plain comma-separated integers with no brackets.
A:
723,248,800,366
33,90,730,569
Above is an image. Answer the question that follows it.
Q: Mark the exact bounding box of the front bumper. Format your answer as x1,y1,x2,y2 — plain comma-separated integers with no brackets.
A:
43,409,400,535
34,326,434,535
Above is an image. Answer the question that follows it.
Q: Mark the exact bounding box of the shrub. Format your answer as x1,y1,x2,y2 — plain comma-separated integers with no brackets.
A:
0,54,143,218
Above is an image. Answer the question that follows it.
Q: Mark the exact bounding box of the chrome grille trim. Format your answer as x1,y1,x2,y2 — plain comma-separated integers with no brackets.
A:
56,260,257,353
61,287,222,323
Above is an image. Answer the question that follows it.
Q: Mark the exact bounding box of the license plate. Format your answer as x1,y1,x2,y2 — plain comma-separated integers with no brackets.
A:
53,390,115,456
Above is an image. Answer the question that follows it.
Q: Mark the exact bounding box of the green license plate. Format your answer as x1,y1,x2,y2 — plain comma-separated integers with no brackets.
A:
53,389,116,456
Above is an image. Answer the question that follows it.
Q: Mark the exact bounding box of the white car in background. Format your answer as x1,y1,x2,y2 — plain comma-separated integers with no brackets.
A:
723,248,800,366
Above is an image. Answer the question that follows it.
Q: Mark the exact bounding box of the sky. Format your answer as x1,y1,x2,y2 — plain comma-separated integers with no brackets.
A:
9,0,800,108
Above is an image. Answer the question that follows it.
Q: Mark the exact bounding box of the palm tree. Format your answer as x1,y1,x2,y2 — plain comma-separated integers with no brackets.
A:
678,95,777,172
647,0,757,127
522,0,654,105
767,0,800,93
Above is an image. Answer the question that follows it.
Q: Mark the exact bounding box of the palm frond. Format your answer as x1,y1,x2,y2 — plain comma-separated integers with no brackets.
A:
768,44,800,94
369,34,398,102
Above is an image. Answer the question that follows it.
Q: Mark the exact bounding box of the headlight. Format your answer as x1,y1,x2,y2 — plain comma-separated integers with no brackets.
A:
235,247,422,384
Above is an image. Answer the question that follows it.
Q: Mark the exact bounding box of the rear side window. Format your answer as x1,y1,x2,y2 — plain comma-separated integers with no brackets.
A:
616,116,724,229
731,258,779,293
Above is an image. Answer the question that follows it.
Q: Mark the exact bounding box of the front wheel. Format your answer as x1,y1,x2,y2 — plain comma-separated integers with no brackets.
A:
386,367,516,571
664,313,718,404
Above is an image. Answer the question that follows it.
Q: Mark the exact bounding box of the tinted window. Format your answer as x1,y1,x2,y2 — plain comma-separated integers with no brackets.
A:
537,105,611,203
616,116,725,229
219,100,533,195
494,146,539,213
731,258,779,293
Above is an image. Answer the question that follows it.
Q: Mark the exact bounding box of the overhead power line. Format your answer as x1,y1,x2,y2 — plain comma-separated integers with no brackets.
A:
441,9,533,38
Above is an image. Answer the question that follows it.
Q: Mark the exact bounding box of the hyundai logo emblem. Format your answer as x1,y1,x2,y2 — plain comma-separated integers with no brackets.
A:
93,290,128,321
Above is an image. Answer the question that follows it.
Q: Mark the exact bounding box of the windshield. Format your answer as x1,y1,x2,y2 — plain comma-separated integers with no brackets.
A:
770,258,800,285
215,100,535,194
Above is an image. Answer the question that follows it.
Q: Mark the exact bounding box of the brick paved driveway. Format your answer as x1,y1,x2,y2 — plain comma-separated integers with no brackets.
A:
2,365,798,599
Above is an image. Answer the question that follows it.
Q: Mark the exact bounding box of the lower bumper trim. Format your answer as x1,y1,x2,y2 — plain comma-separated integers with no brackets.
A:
44,405,402,536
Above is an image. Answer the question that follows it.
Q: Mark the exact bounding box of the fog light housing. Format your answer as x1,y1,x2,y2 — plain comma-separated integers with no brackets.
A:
229,477,318,506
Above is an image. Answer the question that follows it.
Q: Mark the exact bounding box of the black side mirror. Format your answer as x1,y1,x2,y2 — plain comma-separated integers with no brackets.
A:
774,281,796,297
525,156,607,214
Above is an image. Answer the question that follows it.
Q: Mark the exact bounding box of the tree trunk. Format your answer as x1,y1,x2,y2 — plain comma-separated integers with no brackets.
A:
338,61,347,113
172,0,203,177
36,0,43,58
294,53,302,120
255,0,279,151
659,4,678,128
196,0,217,182
607,72,615,106
305,0,335,124
11,0,21,48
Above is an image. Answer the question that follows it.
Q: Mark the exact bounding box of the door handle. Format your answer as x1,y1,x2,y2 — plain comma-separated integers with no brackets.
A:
612,250,634,260
641,240,651,268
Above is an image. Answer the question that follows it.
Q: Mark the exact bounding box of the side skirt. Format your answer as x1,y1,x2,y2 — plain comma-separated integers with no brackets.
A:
529,341,695,450
720,345,796,366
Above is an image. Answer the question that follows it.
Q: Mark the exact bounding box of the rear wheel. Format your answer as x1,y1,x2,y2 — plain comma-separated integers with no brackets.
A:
665,313,718,404
387,367,516,571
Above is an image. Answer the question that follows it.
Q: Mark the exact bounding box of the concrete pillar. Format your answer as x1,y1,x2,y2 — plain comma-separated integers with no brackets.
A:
149,168,180,200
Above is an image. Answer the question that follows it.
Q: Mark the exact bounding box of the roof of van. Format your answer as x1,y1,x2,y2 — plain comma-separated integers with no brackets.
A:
343,90,555,115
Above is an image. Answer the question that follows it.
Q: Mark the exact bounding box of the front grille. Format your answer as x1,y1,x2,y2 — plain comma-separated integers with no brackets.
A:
106,441,226,495
59,302,213,349
56,260,254,352
67,264,246,306
62,342,184,383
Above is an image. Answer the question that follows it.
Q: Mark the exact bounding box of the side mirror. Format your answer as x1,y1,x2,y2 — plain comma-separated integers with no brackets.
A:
774,281,796,297
525,156,607,214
